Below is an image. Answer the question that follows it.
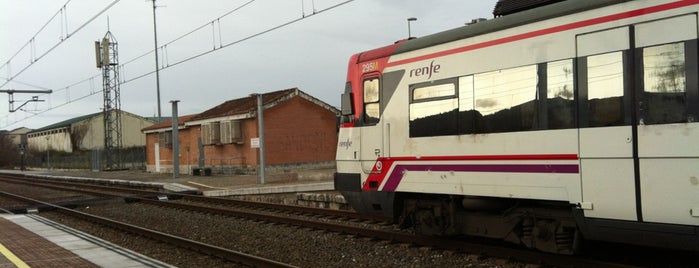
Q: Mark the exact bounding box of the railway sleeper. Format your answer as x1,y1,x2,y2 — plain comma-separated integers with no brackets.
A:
2,197,122,214
398,195,580,254
123,194,185,203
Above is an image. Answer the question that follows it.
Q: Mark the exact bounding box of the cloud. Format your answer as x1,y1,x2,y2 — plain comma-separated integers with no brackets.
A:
1,0,498,129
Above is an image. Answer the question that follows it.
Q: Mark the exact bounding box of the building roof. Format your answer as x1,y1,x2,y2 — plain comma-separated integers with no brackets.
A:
142,88,339,133
29,110,155,134
30,111,103,133
192,88,289,121
147,116,170,122
191,88,338,122
8,127,32,135
141,114,198,132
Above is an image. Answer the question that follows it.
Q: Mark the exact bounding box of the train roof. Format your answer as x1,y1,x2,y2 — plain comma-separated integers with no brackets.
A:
493,0,567,17
391,0,629,57
356,40,406,63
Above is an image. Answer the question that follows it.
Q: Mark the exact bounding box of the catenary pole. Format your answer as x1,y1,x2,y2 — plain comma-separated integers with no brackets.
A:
152,0,162,120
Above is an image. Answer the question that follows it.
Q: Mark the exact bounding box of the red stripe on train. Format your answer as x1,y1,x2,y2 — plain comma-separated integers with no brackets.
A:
387,0,699,67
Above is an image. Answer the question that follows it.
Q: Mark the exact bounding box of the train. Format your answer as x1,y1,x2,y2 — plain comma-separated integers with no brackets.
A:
334,0,699,254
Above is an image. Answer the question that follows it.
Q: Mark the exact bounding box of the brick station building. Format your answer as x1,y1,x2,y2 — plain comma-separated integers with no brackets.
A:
142,88,340,174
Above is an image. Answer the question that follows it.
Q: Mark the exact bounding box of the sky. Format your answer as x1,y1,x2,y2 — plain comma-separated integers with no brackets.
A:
0,0,498,130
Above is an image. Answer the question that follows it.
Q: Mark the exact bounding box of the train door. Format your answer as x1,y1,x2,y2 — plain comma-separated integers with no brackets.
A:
577,27,638,221
578,15,699,225
634,15,699,225
359,75,384,174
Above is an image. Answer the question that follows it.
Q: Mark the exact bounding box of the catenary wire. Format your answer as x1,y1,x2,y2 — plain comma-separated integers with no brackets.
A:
0,0,121,89
1,0,355,128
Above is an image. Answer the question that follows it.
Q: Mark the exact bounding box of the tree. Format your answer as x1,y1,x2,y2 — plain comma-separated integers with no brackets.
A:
0,133,19,168
70,124,89,151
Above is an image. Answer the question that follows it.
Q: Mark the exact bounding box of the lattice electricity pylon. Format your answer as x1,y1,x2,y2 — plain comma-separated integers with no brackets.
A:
95,31,123,170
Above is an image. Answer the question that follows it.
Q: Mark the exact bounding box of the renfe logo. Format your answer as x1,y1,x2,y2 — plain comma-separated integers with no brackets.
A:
338,139,353,149
410,60,440,79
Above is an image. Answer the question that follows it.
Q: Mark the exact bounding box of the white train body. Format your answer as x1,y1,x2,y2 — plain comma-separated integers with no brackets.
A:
335,0,699,253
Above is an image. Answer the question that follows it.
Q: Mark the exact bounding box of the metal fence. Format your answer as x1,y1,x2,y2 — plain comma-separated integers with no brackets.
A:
23,147,146,170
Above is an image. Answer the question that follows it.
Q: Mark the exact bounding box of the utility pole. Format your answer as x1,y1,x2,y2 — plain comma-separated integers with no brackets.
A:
152,0,162,120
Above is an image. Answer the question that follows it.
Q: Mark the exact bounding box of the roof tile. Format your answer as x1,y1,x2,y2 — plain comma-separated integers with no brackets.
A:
191,88,297,121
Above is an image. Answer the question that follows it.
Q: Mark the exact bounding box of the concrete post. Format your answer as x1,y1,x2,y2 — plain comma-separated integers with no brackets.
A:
198,137,204,167
256,94,266,184
171,100,180,178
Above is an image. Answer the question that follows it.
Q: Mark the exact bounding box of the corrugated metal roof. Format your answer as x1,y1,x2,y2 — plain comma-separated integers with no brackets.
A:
29,110,155,134
29,111,103,133
493,0,567,17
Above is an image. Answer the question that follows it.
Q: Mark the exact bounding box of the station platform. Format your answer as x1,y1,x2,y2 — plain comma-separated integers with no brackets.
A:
0,169,336,197
0,214,172,268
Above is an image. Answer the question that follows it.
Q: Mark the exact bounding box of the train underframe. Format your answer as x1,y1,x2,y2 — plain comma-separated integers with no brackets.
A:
336,173,582,254
338,186,699,254
394,194,581,254
396,193,581,255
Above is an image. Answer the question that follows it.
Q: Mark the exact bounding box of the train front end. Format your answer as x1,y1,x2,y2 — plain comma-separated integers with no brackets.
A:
333,43,404,220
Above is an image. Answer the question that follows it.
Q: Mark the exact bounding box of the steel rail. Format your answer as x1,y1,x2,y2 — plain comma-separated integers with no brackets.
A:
180,194,390,222
0,174,635,267
0,190,296,268
0,173,389,222
137,198,632,268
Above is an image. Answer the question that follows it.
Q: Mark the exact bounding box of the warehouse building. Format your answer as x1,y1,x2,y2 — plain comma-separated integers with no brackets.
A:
27,110,156,153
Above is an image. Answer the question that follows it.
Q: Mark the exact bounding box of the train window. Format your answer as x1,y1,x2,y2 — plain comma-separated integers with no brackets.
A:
587,52,624,127
409,79,458,137
413,84,455,101
459,75,477,134
641,42,687,124
474,65,538,133
363,78,380,124
547,60,575,129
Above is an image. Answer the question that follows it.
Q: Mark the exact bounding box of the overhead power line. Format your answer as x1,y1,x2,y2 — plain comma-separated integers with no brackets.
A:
0,0,121,89
1,0,355,129
123,0,355,84
1,1,71,67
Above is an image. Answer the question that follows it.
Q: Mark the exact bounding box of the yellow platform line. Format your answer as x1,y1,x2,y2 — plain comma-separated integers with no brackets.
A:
0,242,30,268
187,181,228,190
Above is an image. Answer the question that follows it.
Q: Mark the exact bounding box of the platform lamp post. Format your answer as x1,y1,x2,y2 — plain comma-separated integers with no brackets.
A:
407,17,417,39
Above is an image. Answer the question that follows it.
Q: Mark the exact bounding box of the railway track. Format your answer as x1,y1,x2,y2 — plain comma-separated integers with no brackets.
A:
0,190,296,267
1,173,679,267
0,174,386,222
